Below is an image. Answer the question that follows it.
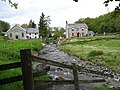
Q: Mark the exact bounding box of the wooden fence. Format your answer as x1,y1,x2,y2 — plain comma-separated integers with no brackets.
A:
0,49,107,90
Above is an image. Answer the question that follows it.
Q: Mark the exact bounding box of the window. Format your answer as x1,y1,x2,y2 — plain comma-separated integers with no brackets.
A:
26,36,29,39
22,33,24,37
72,33,74,36
29,33,31,35
35,33,37,35
82,28,84,31
10,33,12,37
82,33,84,36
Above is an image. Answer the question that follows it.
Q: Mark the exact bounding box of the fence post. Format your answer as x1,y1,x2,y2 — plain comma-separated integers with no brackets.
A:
20,49,34,90
73,63,79,90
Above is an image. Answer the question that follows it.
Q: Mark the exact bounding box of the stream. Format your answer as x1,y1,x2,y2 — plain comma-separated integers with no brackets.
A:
35,44,120,90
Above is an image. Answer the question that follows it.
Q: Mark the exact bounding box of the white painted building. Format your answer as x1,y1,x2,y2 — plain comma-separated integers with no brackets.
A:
6,24,39,39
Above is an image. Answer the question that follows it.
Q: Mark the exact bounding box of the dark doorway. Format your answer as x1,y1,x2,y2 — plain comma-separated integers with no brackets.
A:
77,32,80,37
15,35,18,39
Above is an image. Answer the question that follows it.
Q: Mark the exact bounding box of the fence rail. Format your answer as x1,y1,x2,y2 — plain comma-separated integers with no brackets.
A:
0,62,21,71
0,49,106,90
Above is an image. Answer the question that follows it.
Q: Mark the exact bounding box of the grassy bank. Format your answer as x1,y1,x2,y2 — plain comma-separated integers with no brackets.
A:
0,36,44,90
59,35,120,73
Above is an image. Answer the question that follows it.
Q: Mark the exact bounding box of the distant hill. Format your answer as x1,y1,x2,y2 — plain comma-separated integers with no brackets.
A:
75,11,120,34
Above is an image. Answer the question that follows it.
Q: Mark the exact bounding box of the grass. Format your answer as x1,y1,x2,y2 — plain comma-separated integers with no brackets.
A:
91,86,113,90
59,35,120,73
59,35,120,90
0,36,45,90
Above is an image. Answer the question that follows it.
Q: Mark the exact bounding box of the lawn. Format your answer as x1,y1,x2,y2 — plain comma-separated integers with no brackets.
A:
59,35,120,73
0,36,44,90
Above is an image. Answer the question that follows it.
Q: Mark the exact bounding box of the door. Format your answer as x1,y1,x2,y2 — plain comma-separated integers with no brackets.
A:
77,32,80,37
15,35,18,39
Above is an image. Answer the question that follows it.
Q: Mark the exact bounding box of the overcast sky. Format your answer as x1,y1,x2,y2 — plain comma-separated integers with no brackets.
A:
0,0,118,27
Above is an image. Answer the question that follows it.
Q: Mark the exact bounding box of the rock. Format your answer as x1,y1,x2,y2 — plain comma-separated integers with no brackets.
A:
57,67,63,71
56,75,65,81
35,63,47,71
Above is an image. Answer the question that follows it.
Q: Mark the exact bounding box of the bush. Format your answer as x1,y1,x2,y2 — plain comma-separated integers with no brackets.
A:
89,50,103,57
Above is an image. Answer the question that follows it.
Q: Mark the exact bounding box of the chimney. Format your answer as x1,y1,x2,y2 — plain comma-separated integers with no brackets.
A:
66,21,68,25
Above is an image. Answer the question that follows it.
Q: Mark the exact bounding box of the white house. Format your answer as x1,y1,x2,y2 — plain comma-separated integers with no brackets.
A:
65,21,89,38
6,24,39,39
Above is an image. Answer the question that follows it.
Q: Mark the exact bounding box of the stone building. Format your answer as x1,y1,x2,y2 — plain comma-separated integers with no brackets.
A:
65,21,89,38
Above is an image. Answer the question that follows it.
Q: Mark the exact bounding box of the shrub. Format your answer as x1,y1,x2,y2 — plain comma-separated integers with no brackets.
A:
89,50,103,57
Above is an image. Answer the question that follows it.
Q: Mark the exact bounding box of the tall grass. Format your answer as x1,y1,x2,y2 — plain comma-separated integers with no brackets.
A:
0,36,44,90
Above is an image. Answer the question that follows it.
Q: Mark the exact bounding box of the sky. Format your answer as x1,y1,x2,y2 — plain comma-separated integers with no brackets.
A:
0,0,119,27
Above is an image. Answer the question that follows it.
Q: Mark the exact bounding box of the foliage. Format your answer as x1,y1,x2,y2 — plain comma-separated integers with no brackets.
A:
52,27,65,39
104,0,120,11
115,15,120,32
21,23,29,28
21,20,36,28
1,0,18,9
0,20,10,35
38,12,51,38
59,35,120,72
75,11,120,34
28,19,36,28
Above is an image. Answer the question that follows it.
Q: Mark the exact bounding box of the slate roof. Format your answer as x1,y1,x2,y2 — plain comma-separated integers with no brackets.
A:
67,23,88,29
24,28,39,34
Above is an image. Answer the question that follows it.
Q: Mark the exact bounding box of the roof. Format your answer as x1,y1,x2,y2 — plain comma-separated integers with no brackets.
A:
67,23,88,29
7,24,26,33
24,28,39,33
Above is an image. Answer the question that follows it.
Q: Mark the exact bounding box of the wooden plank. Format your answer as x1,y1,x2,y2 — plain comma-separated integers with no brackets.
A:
32,56,73,69
0,75,22,85
34,80,74,86
0,62,21,71
34,79,106,86
20,49,34,90
0,71,47,85
73,63,79,90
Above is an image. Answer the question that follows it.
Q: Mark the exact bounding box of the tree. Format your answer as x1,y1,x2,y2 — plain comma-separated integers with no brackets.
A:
1,0,18,9
21,24,29,28
38,12,51,38
104,0,120,11
75,10,120,34
73,0,78,2
115,15,120,32
28,20,36,28
53,27,65,39
0,20,10,35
